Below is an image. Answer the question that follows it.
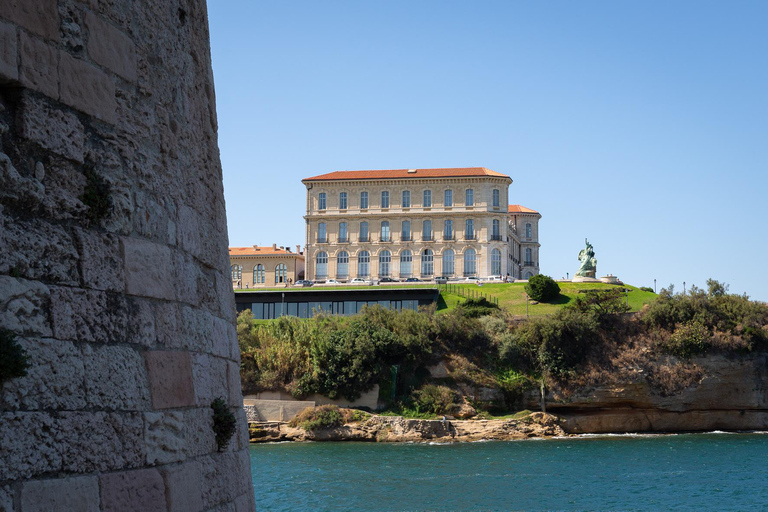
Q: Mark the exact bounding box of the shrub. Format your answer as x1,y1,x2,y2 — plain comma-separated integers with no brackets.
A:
525,274,560,303
459,297,500,318
211,397,236,451
412,384,457,415
290,404,345,430
639,286,655,293
657,320,710,358
0,329,30,385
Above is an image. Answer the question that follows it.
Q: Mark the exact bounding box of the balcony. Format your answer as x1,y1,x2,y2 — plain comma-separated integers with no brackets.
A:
338,237,349,243
443,235,454,241
524,261,535,267
490,235,503,241
316,237,328,244
464,234,476,241
422,236,434,242
401,236,412,242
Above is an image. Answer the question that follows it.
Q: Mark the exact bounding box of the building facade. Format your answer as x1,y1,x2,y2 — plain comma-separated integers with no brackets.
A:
230,244,305,288
302,167,541,281
508,205,541,279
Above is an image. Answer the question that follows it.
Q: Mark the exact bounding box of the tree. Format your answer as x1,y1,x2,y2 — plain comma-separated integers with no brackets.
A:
525,274,560,302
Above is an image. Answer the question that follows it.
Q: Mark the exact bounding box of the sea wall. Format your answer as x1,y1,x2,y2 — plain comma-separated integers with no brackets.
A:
535,354,768,433
0,1,254,510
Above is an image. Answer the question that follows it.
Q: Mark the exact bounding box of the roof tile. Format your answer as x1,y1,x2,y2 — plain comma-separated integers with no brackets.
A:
303,167,510,181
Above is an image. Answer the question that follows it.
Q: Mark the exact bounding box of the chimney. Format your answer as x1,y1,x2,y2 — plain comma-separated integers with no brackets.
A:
272,243,277,250
296,244,301,254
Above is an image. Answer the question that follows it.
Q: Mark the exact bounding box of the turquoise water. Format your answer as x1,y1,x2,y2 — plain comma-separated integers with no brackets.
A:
249,433,768,511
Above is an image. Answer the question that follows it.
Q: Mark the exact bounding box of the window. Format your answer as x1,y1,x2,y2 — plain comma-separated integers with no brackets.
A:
358,251,370,276
360,221,369,242
442,249,455,275
318,222,327,243
339,192,347,210
275,263,287,284
526,223,532,238
318,193,326,210
421,249,434,275
360,191,369,209
231,264,242,281
337,251,349,277
315,252,328,278
444,219,453,240
401,220,411,241
465,189,474,206
339,222,348,242
381,191,390,208
400,250,412,276
379,250,391,276
254,264,265,284
525,248,533,266
444,189,453,207
423,189,432,207
492,189,500,207
491,249,502,275
492,219,501,240
423,220,432,241
381,221,390,242
464,248,477,275
465,219,474,239
402,190,411,208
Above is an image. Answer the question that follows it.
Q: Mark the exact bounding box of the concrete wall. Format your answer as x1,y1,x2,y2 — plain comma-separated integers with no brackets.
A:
0,1,254,510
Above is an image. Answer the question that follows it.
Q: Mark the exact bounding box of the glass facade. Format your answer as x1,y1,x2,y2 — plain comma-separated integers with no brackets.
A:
401,220,411,241
465,219,474,239
492,189,500,207
444,219,453,239
251,299,421,319
381,221,390,242
315,252,328,278
254,264,265,284
318,192,326,210
491,249,501,275
275,263,287,284
421,249,433,275
339,222,348,242
423,220,432,240
360,221,368,241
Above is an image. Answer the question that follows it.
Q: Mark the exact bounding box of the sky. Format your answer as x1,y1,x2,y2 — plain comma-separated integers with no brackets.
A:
207,1,768,301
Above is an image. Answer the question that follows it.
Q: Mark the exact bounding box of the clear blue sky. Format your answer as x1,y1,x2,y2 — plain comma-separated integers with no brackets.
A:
208,1,768,301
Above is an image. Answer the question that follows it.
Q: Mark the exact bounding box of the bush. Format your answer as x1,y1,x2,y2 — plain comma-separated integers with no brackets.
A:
289,405,345,430
639,286,655,293
211,397,236,451
525,274,560,303
459,297,500,318
412,384,457,415
0,329,30,385
657,320,710,358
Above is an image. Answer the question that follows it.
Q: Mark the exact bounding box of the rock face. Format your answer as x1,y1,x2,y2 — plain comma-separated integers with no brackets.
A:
534,354,768,434
0,1,254,510
250,413,565,443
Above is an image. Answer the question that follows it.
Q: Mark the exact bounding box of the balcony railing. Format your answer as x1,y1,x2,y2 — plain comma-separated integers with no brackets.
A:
338,237,348,243
401,236,412,242
524,261,535,267
359,236,369,242
422,235,433,241
317,237,328,243
443,235,454,241
464,234,476,240
490,235,503,241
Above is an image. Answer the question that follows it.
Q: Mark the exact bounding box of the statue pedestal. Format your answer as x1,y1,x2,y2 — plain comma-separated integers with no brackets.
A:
600,275,620,284
572,276,600,283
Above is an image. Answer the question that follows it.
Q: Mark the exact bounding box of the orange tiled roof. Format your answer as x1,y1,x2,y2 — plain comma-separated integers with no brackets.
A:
229,246,304,258
508,205,539,214
303,167,510,181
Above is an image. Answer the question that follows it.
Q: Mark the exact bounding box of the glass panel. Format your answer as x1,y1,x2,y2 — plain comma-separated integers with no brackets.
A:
298,302,309,318
381,191,389,208
339,222,347,241
443,250,454,275
493,189,500,207
360,222,368,241
360,191,368,209
288,302,298,317
423,189,432,207
444,189,452,207
381,222,390,241
423,220,432,240
252,303,264,320
402,220,410,240
339,192,347,209
318,193,326,210
466,189,474,206
344,301,356,316
337,251,349,277
402,190,410,207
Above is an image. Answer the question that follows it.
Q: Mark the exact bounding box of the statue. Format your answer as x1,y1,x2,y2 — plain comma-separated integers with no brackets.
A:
576,238,597,278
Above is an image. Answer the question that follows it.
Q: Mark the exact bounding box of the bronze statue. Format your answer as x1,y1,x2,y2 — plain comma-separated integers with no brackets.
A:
576,238,597,277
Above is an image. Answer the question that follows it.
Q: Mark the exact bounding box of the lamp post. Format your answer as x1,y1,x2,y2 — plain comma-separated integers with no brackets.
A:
683,282,686,295
281,292,285,317
654,279,656,293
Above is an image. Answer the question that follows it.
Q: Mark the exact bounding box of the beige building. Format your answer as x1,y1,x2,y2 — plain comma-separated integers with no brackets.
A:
508,205,541,279
302,167,541,281
230,244,305,288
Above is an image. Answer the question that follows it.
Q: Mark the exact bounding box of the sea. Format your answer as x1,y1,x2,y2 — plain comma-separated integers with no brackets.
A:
248,433,768,511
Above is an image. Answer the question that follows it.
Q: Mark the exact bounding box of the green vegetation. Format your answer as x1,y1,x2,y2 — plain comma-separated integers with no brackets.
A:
211,397,237,451
0,329,30,386
524,274,561,303
80,164,112,226
289,404,370,430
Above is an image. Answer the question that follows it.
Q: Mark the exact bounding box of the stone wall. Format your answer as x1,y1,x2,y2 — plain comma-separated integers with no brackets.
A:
0,1,254,510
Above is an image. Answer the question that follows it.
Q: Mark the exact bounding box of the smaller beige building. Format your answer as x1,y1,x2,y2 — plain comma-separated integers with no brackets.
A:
508,205,541,279
230,244,305,288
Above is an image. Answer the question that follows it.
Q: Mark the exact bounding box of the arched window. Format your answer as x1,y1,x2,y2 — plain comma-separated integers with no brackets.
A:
524,271,533,280
254,264,265,284
492,189,500,207
275,263,287,284
402,190,411,208
423,189,432,207
492,219,500,240
381,221,390,242
423,220,432,241
525,223,532,238
465,219,474,239
400,250,412,277
337,251,349,278
525,248,533,266
358,251,370,276
316,252,328,278
491,249,502,276
464,248,476,275
379,250,391,276
421,249,434,276
231,264,242,281
442,249,454,276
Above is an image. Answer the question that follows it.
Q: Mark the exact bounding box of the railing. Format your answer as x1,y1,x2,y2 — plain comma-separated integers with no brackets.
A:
317,237,328,243
401,236,412,242
338,237,348,243
443,235,454,241
490,235,503,241
422,236,433,241
359,236,369,242
438,282,499,306
524,261,535,267
464,234,476,240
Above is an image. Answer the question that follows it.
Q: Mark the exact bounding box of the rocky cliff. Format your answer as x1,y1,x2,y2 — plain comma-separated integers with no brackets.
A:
535,354,768,433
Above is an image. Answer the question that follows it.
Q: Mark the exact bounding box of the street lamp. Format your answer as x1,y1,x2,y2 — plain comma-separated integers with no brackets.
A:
654,279,656,293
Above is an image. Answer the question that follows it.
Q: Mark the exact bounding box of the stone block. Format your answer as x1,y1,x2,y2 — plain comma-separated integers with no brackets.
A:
154,301,182,348
210,314,233,360
128,297,156,347
0,152,45,206
84,12,137,82
59,52,116,123
19,92,85,162
122,236,174,300
0,218,80,286
0,0,59,41
75,228,124,291
20,475,100,512
0,276,51,336
144,351,195,409
234,408,249,451
227,360,242,407
100,468,165,512
50,287,126,344
83,344,150,410
177,204,202,259
144,411,185,465
18,31,59,98
192,353,228,407
41,160,88,221
0,20,17,82
200,453,246,509
234,492,257,512
184,407,216,457
161,461,203,512
0,337,86,410
181,304,213,352
0,484,14,512
172,248,200,306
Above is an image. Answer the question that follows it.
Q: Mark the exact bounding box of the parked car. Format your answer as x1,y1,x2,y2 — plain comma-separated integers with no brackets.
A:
379,277,397,283
294,280,313,287
435,277,448,285
350,278,373,285
325,279,341,284
464,276,480,282
404,277,421,283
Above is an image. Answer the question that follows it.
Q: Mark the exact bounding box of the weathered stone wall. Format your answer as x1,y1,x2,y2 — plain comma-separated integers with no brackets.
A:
0,1,254,510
